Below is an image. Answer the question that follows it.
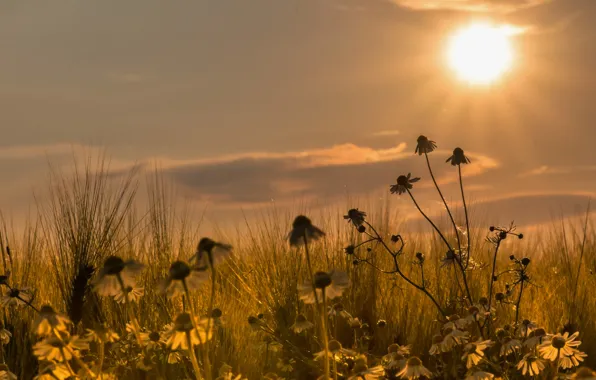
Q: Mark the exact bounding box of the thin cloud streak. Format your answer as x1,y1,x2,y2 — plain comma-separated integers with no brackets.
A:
391,0,551,13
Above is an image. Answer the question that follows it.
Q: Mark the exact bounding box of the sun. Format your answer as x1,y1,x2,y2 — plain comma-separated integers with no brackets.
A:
447,23,515,85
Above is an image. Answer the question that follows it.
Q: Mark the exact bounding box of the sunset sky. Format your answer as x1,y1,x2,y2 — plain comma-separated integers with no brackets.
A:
1,0,595,227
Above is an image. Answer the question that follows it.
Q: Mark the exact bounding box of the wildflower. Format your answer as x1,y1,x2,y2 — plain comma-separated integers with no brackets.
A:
32,305,71,337
33,363,72,380
390,173,420,195
33,332,89,362
287,215,325,246
114,285,144,303
397,356,432,379
415,135,437,155
446,147,471,166
167,351,183,364
520,319,538,336
517,353,546,376
377,319,387,328
462,340,493,369
248,316,264,331
429,334,444,355
539,332,582,361
444,314,468,330
388,343,411,356
560,350,588,369
465,371,495,380
290,314,314,333
191,237,233,270
345,245,355,255
349,317,362,329
525,328,548,348
1,287,32,307
383,352,406,372
161,261,209,298
93,256,144,297
276,358,296,373
500,337,522,356
440,250,458,267
299,271,349,304
348,355,384,379
166,313,213,350
344,209,367,228
328,303,352,319
0,365,16,380
442,327,469,351
144,331,163,350
86,324,119,343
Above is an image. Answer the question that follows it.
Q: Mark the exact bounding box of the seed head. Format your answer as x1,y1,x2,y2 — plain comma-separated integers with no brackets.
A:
377,319,387,328
149,331,160,342
521,257,531,266
169,261,191,281
495,293,505,302
406,356,423,367
313,272,332,289
478,297,488,306
388,343,400,353
328,340,342,353
357,225,366,233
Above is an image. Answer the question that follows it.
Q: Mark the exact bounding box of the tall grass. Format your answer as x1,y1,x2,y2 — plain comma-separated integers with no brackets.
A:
0,156,593,379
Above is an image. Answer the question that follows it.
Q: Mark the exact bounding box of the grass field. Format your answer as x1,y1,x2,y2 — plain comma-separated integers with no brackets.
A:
0,149,594,380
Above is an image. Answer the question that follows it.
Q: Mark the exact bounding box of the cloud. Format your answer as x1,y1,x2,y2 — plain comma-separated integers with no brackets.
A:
520,165,596,177
372,130,401,137
391,0,550,13
159,143,499,206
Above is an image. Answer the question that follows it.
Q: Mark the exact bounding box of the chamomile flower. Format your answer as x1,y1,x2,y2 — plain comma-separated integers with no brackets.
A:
93,256,144,297
299,271,349,304
446,147,471,166
560,350,587,369
415,135,437,155
166,313,213,350
344,209,367,228
114,285,144,303
390,173,420,195
539,332,582,361
442,327,469,351
397,356,432,379
444,314,469,330
33,363,72,380
191,237,233,270
348,356,384,380
287,215,325,246
161,261,209,298
516,353,546,376
383,352,406,372
1,287,32,307
388,343,411,357
429,335,445,355
290,314,314,334
86,324,119,343
500,337,522,356
524,328,548,348
462,340,493,369
328,303,352,319
32,305,71,337
33,332,89,362
519,319,538,337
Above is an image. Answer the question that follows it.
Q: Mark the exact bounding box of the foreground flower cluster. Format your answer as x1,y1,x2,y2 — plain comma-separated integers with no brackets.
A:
0,135,592,379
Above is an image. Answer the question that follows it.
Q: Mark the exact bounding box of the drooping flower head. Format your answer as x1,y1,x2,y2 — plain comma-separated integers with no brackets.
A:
33,331,89,362
397,356,432,379
166,313,212,351
191,238,232,270
161,261,208,298
93,256,144,297
446,147,471,166
32,305,71,337
299,271,349,304
390,173,420,195
287,215,325,246
290,314,314,334
415,135,437,155
344,209,367,228
1,287,33,308
516,353,546,376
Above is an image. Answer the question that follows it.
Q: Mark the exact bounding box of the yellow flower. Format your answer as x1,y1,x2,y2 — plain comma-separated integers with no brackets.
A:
93,256,144,297
0,365,16,380
462,340,493,369
516,353,545,376
33,305,71,337
397,356,432,379
86,324,119,343
165,313,213,350
539,332,582,361
33,332,89,362
33,363,72,380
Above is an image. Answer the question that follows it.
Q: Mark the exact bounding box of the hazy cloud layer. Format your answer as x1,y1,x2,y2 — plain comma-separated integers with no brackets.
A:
392,0,550,12
160,143,498,205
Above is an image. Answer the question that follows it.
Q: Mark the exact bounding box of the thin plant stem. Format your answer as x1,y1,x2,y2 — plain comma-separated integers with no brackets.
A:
514,279,525,334
98,341,105,377
553,348,561,380
486,239,502,337
425,153,462,256
182,282,210,380
187,332,204,380
458,165,472,268
53,328,95,378
303,235,319,305
320,288,330,380
332,354,338,380
571,200,591,323
405,189,452,251
116,275,143,347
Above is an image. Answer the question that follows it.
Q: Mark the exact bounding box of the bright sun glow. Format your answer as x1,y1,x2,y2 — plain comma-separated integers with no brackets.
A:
447,23,515,85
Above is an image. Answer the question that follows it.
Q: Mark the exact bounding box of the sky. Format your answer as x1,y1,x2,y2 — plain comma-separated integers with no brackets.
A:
1,0,595,229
